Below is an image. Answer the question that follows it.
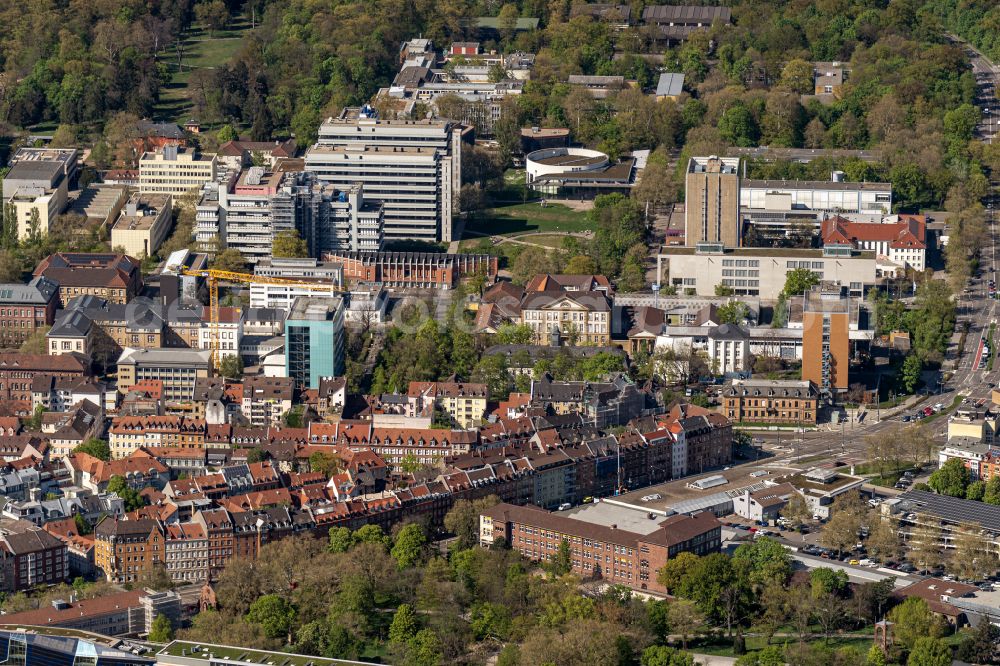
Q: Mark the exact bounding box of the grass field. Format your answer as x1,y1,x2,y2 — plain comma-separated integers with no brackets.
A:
153,20,251,124
464,201,592,237
692,634,875,657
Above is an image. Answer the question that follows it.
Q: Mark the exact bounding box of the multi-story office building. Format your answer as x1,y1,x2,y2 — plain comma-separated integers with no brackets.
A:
139,146,218,196
285,296,345,388
0,277,58,348
655,245,877,299
3,149,77,240
519,290,612,345
802,285,851,396
685,156,741,248
219,166,289,264
740,177,891,215
0,629,155,666
116,347,212,402
305,107,463,242
110,193,173,259
250,258,344,310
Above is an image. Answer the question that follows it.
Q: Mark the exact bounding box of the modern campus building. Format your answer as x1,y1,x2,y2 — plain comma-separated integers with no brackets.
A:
250,258,345,311
285,296,345,388
305,107,463,242
525,147,635,197
2,148,77,240
684,156,742,248
110,194,173,259
139,146,218,196
0,630,155,666
116,347,213,402
801,285,851,395
655,245,877,299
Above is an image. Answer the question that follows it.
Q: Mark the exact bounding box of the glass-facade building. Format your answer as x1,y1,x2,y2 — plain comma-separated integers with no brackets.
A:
284,296,345,389
0,631,153,666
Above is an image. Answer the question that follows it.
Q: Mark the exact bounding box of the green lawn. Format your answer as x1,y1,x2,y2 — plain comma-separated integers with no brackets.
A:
153,19,251,124
464,202,592,237
693,634,876,657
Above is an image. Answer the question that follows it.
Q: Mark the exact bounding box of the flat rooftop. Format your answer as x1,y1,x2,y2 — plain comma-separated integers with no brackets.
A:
562,501,669,535
114,194,171,231
521,127,569,138
306,145,441,156
743,179,891,192
68,185,127,220
158,641,374,666
533,153,606,168
657,246,875,259
288,296,343,321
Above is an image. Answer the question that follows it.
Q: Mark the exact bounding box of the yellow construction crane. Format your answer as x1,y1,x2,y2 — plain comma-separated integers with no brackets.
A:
181,268,345,368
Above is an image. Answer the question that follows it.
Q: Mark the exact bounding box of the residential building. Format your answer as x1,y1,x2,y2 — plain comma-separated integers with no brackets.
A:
284,297,345,388
937,440,993,480
0,518,68,591
344,286,389,326
802,285,851,395
93,518,165,584
519,290,612,345
34,252,143,305
30,376,106,413
820,214,927,273
2,148,77,240
0,353,90,402
250,258,344,310
41,400,103,459
660,402,734,475
196,306,243,357
407,381,488,429
326,250,498,289
139,146,218,196
480,502,721,594
110,194,173,259
305,107,463,242
814,61,849,96
241,377,296,426
164,522,209,584
0,277,59,348
116,348,213,402
722,379,819,425
706,323,750,374
216,139,297,170
107,416,207,459
685,156,741,248
655,245,877,299
65,450,170,490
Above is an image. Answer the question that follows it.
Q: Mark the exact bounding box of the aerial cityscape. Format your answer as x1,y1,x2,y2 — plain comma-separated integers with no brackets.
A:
0,1,999,665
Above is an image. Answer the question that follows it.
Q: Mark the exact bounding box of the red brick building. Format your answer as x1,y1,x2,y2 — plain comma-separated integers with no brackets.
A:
480,503,721,594
0,518,69,591
34,252,143,306
0,353,90,401
0,277,59,348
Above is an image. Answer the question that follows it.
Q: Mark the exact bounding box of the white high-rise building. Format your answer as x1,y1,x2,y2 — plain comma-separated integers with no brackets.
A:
305,107,463,243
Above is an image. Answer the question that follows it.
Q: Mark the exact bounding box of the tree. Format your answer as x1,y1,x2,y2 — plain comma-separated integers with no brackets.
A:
955,614,999,664
717,301,750,325
667,599,705,651
246,594,296,640
781,493,811,527
732,537,791,588
949,522,998,580
73,513,91,536
901,354,922,394
217,125,238,143
495,323,534,345
810,567,848,598
444,496,500,549
106,476,143,511
134,562,174,591
782,268,819,298
404,628,444,666
865,515,901,563
552,538,572,576
735,646,784,666
309,451,341,478
820,495,864,557
391,524,427,570
148,613,174,642
985,475,1000,505
75,438,111,461
218,354,243,380
780,58,815,94
19,326,50,353
469,602,511,641
715,282,734,296
906,637,951,666
888,598,942,649
866,643,888,666
212,249,247,272
272,230,309,258
965,480,986,501
928,458,969,497
195,0,230,36
328,527,353,553
389,603,419,644
640,645,695,666
718,103,759,147
657,551,699,593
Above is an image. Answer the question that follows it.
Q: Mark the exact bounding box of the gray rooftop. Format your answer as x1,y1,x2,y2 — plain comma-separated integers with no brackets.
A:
655,72,685,97
896,489,1000,533
117,347,212,366
0,277,58,305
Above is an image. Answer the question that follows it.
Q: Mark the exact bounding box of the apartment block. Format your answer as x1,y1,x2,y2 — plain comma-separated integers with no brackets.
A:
285,297,345,388
107,415,207,458
685,156,741,249
407,381,488,430
93,518,165,584
0,518,68,591
802,285,851,395
0,353,90,402
116,347,212,402
241,377,295,426
110,193,173,259
306,107,463,242
139,146,218,196
480,503,721,594
34,252,143,306
0,277,59,348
